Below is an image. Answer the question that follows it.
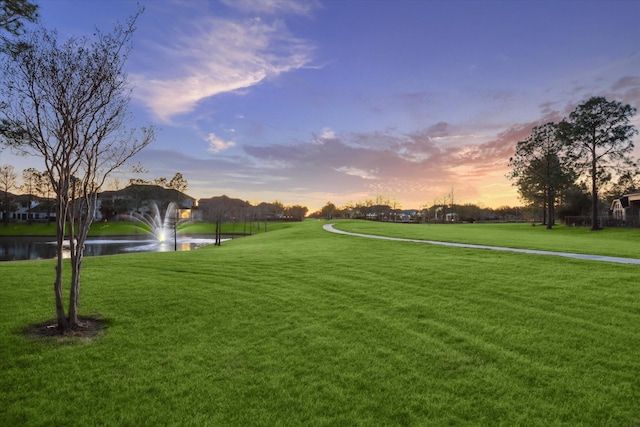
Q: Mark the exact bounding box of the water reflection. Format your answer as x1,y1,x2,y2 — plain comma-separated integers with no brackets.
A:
0,236,220,262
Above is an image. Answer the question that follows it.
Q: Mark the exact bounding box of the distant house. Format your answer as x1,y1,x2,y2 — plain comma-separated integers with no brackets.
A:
84,184,200,220
445,212,459,222
2,184,200,224
398,210,417,222
2,194,55,223
610,191,640,226
96,184,200,221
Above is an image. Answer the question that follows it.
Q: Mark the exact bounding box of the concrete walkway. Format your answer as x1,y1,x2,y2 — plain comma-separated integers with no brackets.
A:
323,223,640,265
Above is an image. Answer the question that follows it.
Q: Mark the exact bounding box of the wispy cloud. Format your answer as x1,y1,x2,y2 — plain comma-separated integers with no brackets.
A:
320,127,335,139
221,0,321,16
335,166,378,180
133,16,315,122
207,133,236,154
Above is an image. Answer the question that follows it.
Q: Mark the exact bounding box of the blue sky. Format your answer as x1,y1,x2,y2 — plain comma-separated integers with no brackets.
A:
2,0,639,212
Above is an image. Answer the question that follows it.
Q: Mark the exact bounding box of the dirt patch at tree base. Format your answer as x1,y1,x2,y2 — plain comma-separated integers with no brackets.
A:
22,316,108,340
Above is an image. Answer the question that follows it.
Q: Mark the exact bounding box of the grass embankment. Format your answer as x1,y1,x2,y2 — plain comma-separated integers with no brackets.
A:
0,220,286,237
1,220,640,425
333,220,640,259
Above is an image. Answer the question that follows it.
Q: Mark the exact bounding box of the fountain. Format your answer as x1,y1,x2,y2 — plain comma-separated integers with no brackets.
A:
2,202,220,261
129,202,181,243
123,202,220,253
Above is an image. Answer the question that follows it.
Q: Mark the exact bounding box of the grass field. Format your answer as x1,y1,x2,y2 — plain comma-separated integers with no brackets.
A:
333,220,640,259
0,220,279,237
1,220,639,426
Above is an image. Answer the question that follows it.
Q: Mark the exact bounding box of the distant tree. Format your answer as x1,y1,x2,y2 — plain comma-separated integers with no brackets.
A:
0,163,17,224
457,203,483,223
168,172,188,193
602,168,640,204
153,176,168,188
320,202,336,220
200,196,232,245
284,204,308,221
508,123,575,228
106,176,124,191
98,196,132,220
556,183,591,220
558,97,638,230
0,11,153,333
356,200,374,220
129,177,151,185
447,187,455,209
21,167,39,192
20,167,42,222
31,169,55,224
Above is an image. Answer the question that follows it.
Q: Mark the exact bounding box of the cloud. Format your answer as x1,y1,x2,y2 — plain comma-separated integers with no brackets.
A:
207,133,236,153
320,127,335,139
221,0,321,16
128,114,543,213
612,76,640,91
132,17,315,122
334,166,377,180
239,117,551,205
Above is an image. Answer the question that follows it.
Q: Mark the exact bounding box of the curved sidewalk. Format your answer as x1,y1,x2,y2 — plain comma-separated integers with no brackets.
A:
323,223,640,265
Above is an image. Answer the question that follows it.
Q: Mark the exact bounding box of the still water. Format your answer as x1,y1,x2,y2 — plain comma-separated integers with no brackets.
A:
0,236,219,262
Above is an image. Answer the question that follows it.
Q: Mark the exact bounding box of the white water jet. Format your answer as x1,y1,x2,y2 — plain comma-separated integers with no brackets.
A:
129,202,181,242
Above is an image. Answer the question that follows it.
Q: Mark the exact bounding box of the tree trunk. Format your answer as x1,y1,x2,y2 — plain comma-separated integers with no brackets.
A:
590,148,600,230
54,197,68,332
546,188,555,230
215,217,220,246
68,248,81,328
67,208,80,329
2,191,9,226
68,193,97,329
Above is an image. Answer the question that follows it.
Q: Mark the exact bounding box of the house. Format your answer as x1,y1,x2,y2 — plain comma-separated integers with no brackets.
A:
445,212,459,222
610,191,640,226
3,184,200,224
1,194,56,223
398,210,418,222
98,184,200,221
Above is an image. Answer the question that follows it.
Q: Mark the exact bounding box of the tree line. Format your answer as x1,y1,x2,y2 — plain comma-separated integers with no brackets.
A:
508,97,637,230
309,198,530,223
312,96,639,229
0,164,309,225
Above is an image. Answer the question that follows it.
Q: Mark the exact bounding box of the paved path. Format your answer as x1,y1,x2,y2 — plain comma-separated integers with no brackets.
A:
323,223,640,265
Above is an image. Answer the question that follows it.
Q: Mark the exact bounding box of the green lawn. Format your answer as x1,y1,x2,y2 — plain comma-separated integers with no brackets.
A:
0,220,287,237
1,220,639,425
333,220,640,259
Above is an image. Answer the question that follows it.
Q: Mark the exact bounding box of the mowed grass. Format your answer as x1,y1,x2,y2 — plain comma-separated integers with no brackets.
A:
0,220,281,237
334,220,640,259
1,220,640,426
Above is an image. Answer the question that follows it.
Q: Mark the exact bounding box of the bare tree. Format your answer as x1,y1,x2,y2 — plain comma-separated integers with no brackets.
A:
0,11,154,332
106,176,124,191
20,166,41,222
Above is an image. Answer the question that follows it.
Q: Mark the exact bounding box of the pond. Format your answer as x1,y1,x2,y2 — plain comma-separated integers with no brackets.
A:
0,235,221,262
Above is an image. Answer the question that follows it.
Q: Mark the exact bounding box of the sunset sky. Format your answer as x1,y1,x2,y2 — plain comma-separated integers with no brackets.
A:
2,0,639,212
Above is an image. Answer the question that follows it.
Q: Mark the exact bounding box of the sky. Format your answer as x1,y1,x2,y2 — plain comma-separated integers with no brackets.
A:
1,0,640,213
